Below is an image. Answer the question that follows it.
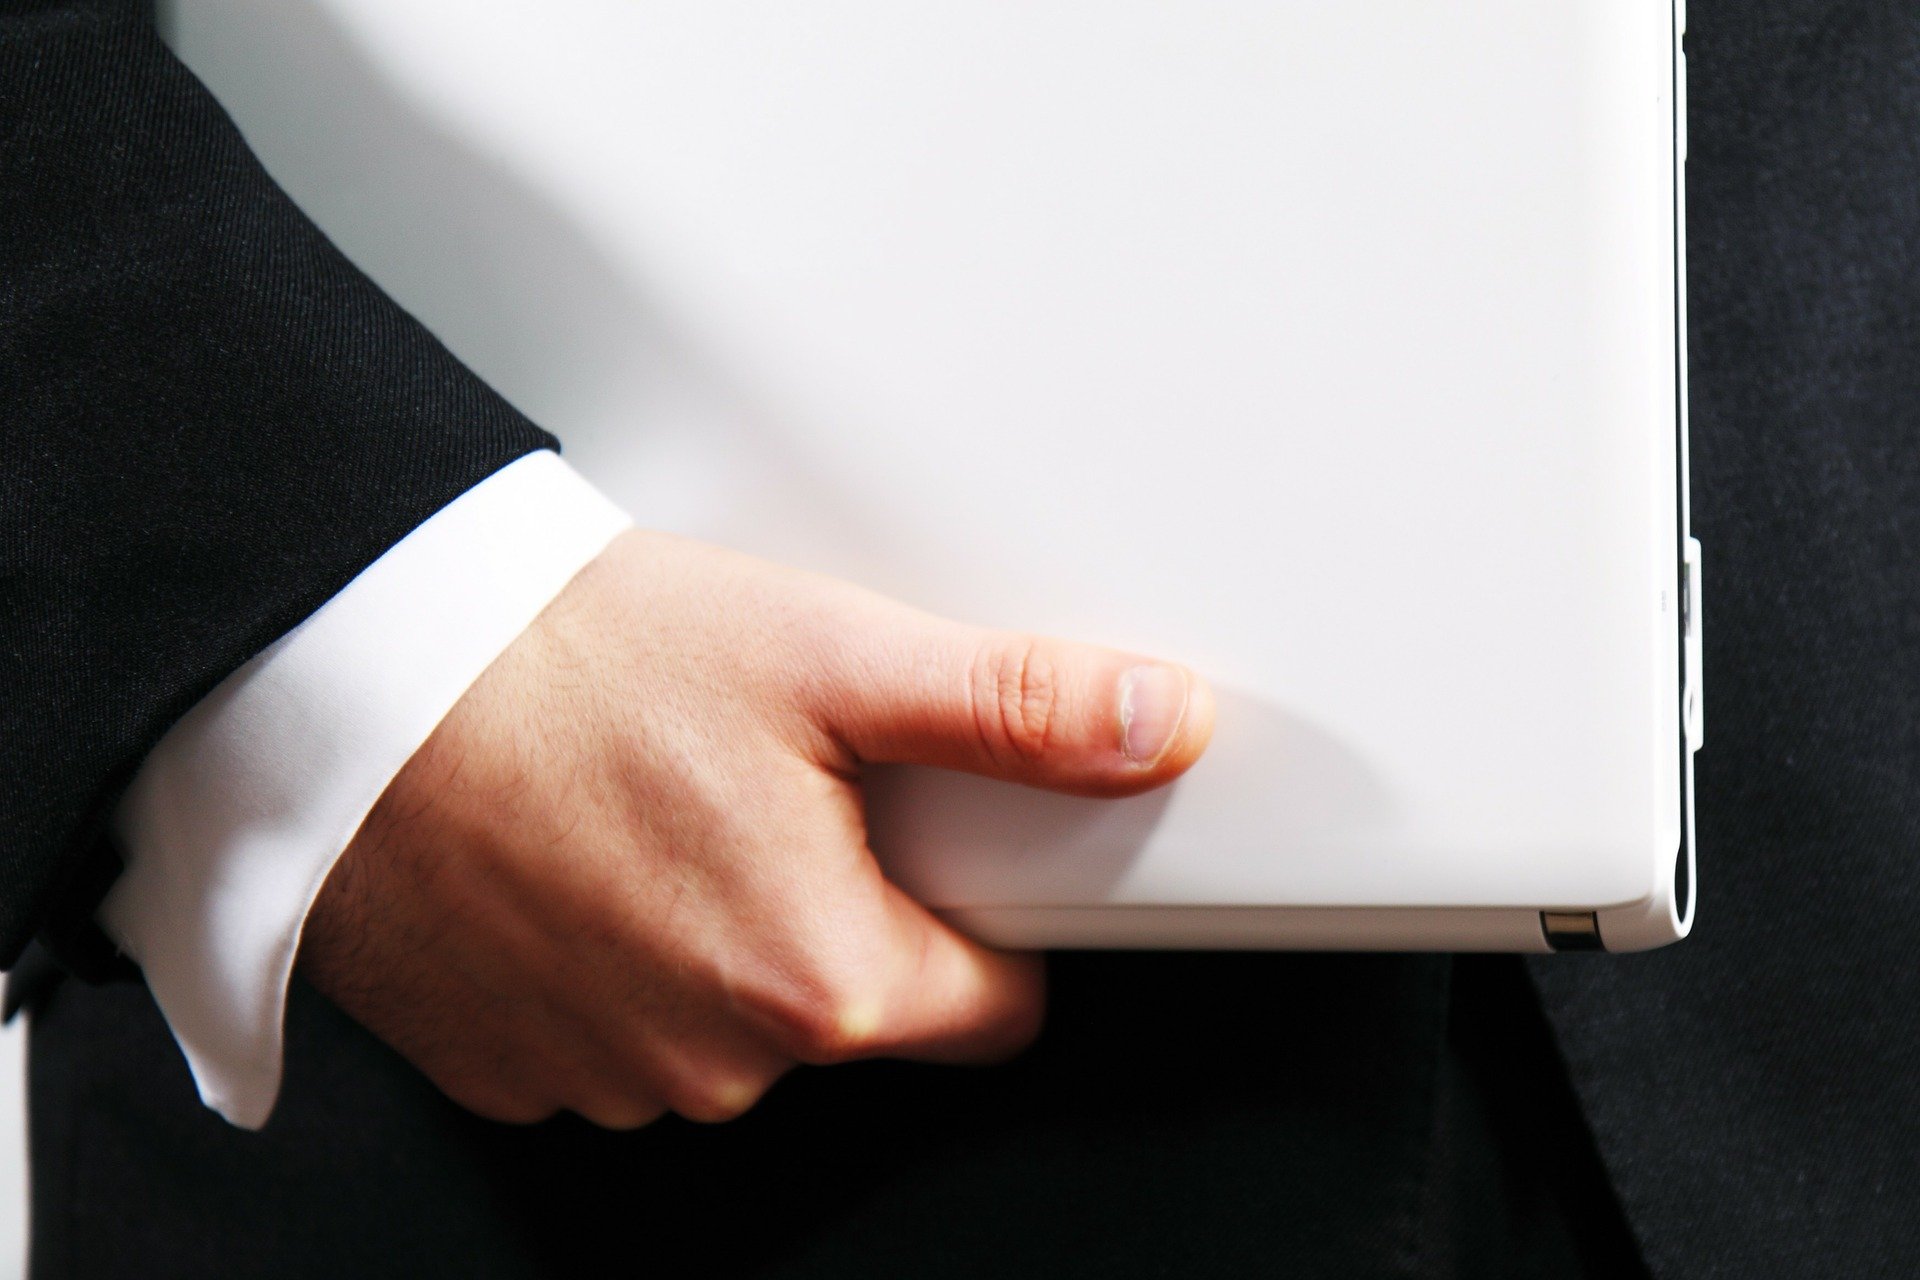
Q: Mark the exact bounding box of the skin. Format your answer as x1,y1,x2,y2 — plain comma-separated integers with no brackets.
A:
299,529,1213,1129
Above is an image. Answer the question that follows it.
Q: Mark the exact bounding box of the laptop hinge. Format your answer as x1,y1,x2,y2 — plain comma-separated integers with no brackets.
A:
1541,911,1605,952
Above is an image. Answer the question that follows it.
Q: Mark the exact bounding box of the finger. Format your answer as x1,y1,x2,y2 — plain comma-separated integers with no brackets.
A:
630,1033,795,1126
818,610,1214,796
666,1055,794,1125
859,882,1047,1065
544,1031,672,1131
570,1093,668,1132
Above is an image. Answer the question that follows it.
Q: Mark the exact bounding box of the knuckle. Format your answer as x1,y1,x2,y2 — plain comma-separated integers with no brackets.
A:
757,976,886,1065
434,1057,559,1126
793,994,887,1064
668,1073,770,1125
968,638,1059,765
447,1083,556,1127
576,1098,667,1131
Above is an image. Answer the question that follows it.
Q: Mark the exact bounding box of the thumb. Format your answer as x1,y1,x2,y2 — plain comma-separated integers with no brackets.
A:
821,610,1215,795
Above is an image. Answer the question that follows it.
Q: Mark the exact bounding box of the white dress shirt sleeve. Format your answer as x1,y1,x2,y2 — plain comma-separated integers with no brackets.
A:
97,451,631,1130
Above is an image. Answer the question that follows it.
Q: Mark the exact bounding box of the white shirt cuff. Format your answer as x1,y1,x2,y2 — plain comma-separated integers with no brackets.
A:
99,451,631,1129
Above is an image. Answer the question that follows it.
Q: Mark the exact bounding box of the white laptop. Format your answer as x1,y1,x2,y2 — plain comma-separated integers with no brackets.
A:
172,0,1699,953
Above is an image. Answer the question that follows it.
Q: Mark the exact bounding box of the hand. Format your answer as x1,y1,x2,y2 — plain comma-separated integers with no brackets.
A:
299,529,1213,1128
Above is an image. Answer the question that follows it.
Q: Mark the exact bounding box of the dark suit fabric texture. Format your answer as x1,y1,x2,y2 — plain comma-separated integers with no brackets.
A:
0,0,553,971
26,956,1637,1280
1522,3,1920,1276
7,2,1920,1278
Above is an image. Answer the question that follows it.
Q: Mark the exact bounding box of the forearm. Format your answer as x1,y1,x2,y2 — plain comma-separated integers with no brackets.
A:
100,453,628,1127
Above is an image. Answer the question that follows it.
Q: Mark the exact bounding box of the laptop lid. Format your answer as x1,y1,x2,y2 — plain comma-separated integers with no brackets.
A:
170,0,1697,949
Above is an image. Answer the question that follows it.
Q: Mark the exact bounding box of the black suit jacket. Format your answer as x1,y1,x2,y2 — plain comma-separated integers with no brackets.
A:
0,0,552,970
4,3,1917,1278
1528,4,1920,1272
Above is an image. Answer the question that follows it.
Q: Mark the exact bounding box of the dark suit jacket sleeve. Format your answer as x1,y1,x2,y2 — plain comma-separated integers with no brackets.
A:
0,0,558,968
